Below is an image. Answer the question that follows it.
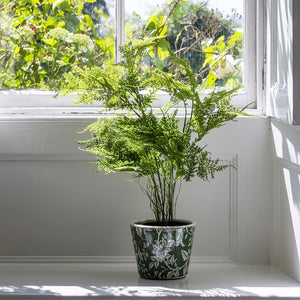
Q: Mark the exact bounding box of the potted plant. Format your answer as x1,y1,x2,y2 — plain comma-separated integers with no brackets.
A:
59,36,244,279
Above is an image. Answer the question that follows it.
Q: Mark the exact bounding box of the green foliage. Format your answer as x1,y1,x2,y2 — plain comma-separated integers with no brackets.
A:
201,31,243,87
1,0,245,224
60,37,245,225
1,0,243,90
129,0,243,87
0,0,113,90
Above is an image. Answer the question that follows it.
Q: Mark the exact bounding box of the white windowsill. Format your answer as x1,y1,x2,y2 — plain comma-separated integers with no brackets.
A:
0,107,111,120
0,89,262,121
0,107,264,121
0,262,298,299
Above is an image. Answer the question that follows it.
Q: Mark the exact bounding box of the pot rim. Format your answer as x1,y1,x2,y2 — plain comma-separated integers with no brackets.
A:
131,219,196,229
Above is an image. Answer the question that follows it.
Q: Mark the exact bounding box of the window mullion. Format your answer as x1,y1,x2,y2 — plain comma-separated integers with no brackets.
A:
243,0,257,107
115,0,125,63
256,0,266,112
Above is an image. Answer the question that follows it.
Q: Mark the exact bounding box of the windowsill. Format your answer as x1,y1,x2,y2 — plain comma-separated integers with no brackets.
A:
0,107,108,120
0,107,265,121
0,89,261,121
0,262,298,299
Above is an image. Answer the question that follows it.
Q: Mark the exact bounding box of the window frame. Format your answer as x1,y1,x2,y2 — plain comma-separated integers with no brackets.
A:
0,0,264,118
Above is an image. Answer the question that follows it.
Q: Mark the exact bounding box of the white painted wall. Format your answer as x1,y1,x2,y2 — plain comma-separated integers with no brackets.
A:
265,0,300,283
0,117,272,264
271,119,300,282
1,0,300,287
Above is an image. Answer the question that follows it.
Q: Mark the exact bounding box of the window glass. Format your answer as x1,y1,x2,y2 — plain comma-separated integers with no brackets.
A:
1,0,244,92
0,0,115,90
125,0,244,88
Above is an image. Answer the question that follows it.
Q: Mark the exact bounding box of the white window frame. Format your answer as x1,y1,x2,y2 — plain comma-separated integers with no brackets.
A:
0,0,264,119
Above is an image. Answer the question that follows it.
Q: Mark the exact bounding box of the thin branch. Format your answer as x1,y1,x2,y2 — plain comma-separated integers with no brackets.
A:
174,47,219,56
157,0,182,36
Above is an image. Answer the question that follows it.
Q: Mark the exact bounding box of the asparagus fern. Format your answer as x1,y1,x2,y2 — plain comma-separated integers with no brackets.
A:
60,37,244,225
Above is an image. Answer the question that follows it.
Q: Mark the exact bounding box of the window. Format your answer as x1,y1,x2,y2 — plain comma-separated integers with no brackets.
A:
124,1,244,85
0,0,115,90
0,0,261,115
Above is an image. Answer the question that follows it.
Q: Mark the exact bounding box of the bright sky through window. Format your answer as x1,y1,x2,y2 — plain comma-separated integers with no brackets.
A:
125,0,243,19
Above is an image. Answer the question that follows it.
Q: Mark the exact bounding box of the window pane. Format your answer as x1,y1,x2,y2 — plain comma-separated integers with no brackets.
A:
0,0,115,90
125,0,244,88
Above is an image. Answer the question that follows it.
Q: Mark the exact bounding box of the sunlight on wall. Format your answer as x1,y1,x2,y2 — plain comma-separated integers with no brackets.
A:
271,122,284,158
283,168,300,265
271,119,300,282
286,139,300,166
271,120,300,165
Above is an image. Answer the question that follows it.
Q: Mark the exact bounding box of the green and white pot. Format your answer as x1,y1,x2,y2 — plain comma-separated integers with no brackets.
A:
130,219,195,280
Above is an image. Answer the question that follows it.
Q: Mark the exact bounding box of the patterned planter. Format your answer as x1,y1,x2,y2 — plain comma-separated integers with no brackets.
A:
130,219,195,280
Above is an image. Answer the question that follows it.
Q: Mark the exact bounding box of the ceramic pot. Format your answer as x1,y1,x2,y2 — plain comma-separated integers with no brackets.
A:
130,219,195,280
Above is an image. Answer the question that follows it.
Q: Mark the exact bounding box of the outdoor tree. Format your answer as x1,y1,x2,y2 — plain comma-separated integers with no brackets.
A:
0,0,113,90
0,0,243,90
